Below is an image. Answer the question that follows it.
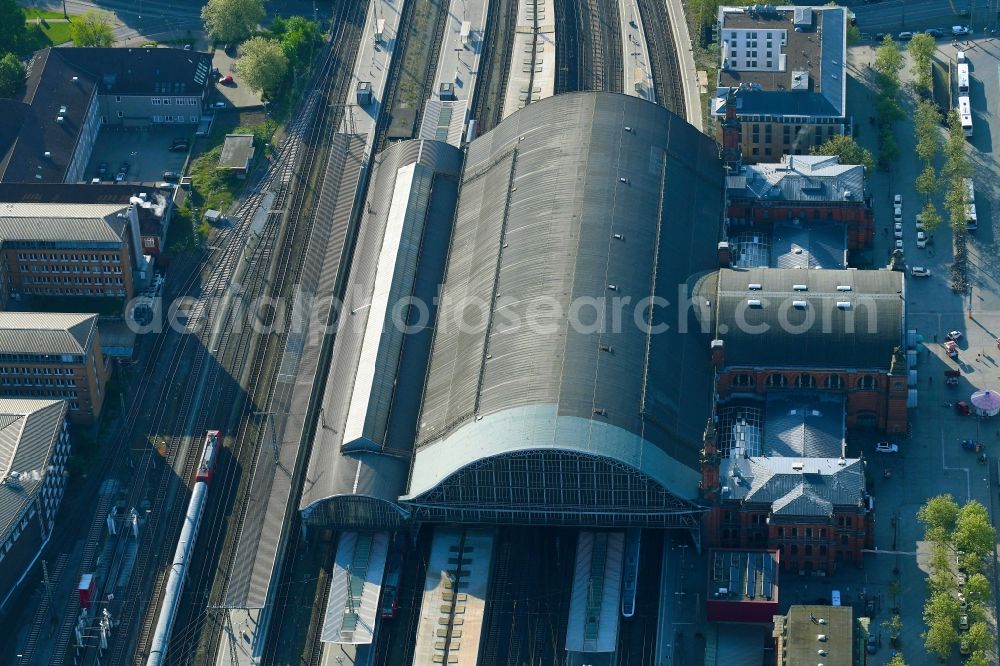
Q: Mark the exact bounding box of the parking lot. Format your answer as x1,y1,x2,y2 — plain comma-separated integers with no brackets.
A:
834,37,1000,665
84,125,193,184
211,49,264,109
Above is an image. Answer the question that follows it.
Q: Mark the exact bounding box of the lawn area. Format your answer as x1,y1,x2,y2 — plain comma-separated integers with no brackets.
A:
22,6,72,19
24,18,74,46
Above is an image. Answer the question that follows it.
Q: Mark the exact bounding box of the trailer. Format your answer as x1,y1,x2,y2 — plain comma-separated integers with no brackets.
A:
460,20,471,46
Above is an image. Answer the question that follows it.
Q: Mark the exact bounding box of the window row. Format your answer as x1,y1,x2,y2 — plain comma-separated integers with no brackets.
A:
17,253,119,262
23,264,122,274
24,276,124,285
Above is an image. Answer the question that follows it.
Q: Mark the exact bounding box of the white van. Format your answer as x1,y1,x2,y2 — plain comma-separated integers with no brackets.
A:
831,590,842,606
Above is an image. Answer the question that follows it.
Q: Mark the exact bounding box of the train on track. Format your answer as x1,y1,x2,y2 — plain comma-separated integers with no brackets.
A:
146,430,221,666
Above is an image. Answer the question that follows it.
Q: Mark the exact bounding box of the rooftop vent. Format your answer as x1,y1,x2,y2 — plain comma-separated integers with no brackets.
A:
747,299,762,307
791,462,804,471
748,283,762,290
71,76,78,82
43,151,50,158
792,300,808,309
837,301,851,309
59,105,67,113
612,233,625,240
836,285,852,292
793,284,808,291
56,116,64,123
817,634,827,641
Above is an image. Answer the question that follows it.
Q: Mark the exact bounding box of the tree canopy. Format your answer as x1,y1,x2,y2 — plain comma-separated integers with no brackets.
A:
954,501,996,557
0,51,24,98
908,33,936,94
874,35,903,86
234,37,288,98
812,134,874,172
201,0,265,43
918,494,960,541
0,0,27,55
70,10,115,47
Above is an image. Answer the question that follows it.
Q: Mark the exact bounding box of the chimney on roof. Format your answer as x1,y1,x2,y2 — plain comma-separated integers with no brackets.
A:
718,241,731,267
711,339,725,368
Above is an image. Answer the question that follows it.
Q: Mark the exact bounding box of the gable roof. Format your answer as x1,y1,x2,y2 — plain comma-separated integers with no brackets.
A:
0,312,98,356
0,202,129,243
0,47,212,184
0,399,67,539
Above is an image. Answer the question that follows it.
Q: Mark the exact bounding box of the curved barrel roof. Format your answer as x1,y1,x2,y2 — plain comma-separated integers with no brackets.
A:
406,92,724,505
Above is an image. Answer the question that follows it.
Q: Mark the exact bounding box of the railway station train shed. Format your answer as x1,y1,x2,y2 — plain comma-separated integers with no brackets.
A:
298,139,464,531
298,92,725,536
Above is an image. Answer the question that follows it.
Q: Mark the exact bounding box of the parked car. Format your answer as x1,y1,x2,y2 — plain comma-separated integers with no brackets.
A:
956,400,971,416
893,204,903,221
946,330,963,342
898,31,914,41
910,266,930,277
831,590,841,606
162,171,179,182
895,239,903,250
915,214,926,231
893,222,903,238
876,442,899,454
219,74,234,85
119,161,130,175
953,25,971,36
959,614,969,630
874,32,886,41
893,193,902,205
925,28,945,38
961,637,971,655
169,140,189,153
917,231,928,248
211,101,226,109
211,66,220,76
115,171,126,182
97,161,109,175
866,635,878,654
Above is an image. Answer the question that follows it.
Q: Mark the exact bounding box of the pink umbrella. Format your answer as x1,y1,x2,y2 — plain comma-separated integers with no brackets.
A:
970,389,1000,412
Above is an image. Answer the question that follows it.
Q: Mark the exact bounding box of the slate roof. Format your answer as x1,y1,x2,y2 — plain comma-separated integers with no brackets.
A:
714,5,847,120
0,47,211,184
731,155,865,203
0,312,97,357
721,455,866,516
764,394,844,458
0,49,101,183
708,267,904,370
0,399,67,540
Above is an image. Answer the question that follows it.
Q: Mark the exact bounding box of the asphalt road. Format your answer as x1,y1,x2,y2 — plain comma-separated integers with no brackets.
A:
851,0,995,35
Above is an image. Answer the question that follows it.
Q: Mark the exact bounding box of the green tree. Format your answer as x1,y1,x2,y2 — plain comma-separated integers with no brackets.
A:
0,0,27,54
967,652,989,666
888,654,907,666
966,621,992,653
918,494,960,542
954,501,996,557
908,33,936,94
847,23,861,45
882,612,903,640
234,37,289,98
918,201,942,233
914,100,941,163
915,165,938,197
70,10,115,47
946,177,969,233
943,111,971,180
0,52,24,98
874,35,904,86
201,0,265,43
811,134,874,172
279,16,321,66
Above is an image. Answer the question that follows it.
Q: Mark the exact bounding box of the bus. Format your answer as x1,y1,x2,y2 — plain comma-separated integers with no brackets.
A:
958,96,973,137
957,62,970,93
965,177,978,230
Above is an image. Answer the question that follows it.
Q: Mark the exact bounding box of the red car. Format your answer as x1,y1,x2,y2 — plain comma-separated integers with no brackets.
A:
955,401,971,416
219,74,234,85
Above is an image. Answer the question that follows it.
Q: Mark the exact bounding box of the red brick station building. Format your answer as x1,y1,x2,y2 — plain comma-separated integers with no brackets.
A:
693,265,906,574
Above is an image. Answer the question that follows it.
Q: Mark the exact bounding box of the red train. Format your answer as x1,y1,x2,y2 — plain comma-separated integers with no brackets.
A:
195,430,221,483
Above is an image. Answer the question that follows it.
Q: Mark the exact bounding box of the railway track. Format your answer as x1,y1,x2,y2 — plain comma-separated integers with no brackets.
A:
468,0,517,132
121,3,370,662
553,0,581,93
635,0,686,118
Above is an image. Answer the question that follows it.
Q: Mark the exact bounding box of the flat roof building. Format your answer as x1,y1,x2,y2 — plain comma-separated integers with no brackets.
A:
706,548,780,623
219,134,255,175
0,399,70,610
773,604,855,666
0,313,110,423
712,5,848,162
402,92,724,530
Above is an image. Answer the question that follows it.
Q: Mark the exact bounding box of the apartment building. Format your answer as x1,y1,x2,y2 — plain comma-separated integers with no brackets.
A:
712,5,848,163
0,313,110,423
0,47,212,183
0,399,70,610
